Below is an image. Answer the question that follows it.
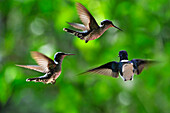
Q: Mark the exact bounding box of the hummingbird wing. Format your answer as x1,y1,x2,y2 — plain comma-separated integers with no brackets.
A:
131,59,156,75
76,2,99,30
31,51,55,73
81,61,119,78
67,22,87,31
16,65,46,73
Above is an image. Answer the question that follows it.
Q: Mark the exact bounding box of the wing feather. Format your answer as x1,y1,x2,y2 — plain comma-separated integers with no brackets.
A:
67,22,87,31
76,3,99,30
16,65,47,73
31,51,54,73
81,61,119,78
131,59,156,75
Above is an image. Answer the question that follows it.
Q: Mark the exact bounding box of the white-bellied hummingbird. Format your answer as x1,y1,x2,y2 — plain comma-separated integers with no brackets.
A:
81,50,156,81
16,51,75,84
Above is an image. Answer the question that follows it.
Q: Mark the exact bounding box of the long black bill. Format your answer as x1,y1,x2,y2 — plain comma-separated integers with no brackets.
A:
112,25,123,31
65,53,75,56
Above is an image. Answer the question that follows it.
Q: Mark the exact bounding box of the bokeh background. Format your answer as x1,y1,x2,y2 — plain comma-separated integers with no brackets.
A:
0,0,170,113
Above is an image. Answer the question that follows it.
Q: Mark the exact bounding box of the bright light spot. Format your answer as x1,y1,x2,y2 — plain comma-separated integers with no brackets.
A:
30,18,46,35
118,91,131,106
5,67,17,83
119,80,135,90
39,44,56,57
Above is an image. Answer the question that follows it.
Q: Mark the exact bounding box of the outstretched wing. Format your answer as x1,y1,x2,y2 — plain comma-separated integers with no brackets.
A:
31,51,55,73
81,61,119,78
131,59,156,75
76,2,99,30
16,65,46,73
67,22,87,31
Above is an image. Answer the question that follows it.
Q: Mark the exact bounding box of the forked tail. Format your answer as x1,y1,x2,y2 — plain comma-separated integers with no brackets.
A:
63,28,84,39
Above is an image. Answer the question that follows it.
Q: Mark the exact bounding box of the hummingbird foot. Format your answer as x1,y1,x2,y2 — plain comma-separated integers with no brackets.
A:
85,40,89,43
51,80,56,84
130,77,133,80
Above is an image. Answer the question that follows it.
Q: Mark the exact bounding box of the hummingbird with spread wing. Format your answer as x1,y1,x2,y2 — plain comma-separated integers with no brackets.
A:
16,51,74,84
81,50,156,81
63,2,122,43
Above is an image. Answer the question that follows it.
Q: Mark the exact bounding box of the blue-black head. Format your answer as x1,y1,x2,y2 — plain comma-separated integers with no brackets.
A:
54,52,75,62
101,19,122,31
101,20,113,25
118,50,128,61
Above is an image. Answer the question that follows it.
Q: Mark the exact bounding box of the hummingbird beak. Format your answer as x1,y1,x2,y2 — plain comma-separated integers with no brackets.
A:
64,53,75,56
112,24,123,31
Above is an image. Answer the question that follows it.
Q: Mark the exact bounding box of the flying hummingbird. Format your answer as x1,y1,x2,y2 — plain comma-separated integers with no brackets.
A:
16,51,75,84
63,2,122,43
81,50,156,81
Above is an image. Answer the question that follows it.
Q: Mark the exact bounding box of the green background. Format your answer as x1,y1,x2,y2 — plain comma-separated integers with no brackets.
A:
0,0,170,113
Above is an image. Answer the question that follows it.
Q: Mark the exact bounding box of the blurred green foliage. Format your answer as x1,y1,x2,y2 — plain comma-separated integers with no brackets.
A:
0,0,170,113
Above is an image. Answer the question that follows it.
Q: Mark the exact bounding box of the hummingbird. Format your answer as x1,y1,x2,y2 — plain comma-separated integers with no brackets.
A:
81,50,156,81
63,2,122,43
16,51,74,84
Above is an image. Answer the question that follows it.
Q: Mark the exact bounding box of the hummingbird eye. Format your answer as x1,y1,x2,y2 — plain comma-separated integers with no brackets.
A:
101,21,104,25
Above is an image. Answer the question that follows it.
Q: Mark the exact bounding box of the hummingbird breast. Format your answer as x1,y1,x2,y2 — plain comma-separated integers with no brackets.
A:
43,71,61,84
87,27,108,40
121,63,134,81
53,71,61,80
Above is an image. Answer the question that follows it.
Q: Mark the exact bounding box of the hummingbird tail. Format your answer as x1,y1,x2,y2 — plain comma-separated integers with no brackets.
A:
63,28,84,39
26,78,41,82
26,76,56,84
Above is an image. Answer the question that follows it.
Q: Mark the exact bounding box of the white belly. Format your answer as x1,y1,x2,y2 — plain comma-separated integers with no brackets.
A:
121,63,134,81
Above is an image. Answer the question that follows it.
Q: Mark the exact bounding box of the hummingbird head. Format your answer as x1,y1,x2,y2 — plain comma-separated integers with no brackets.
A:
54,52,75,62
118,50,128,61
101,19,122,31
101,20,113,26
